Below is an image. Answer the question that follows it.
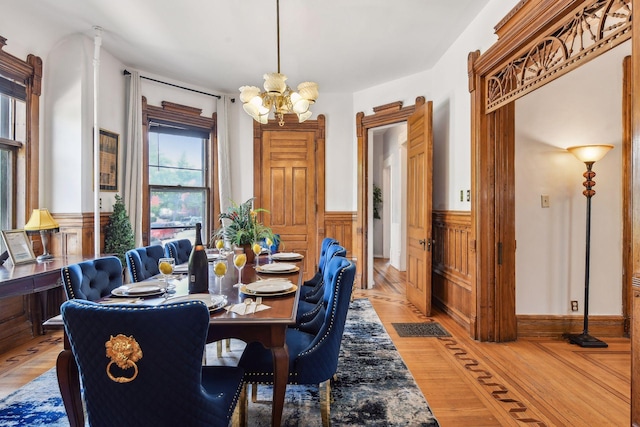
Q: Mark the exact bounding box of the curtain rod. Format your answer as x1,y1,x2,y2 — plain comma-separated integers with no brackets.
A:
123,69,235,102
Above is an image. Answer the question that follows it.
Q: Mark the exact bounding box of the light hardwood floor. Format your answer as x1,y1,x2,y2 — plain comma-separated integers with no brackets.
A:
0,259,631,426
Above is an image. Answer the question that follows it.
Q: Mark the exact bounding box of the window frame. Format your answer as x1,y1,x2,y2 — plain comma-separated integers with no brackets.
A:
142,98,219,246
0,35,42,227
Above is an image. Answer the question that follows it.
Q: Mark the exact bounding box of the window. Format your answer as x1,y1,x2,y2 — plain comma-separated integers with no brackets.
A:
0,80,27,254
148,123,209,246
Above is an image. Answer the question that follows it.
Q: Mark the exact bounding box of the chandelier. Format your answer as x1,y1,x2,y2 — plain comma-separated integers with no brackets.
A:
239,0,318,127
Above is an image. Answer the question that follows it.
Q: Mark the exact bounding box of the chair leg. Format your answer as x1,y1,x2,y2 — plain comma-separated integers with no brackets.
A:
217,340,222,358
320,379,331,427
251,382,258,402
226,338,231,351
233,383,248,427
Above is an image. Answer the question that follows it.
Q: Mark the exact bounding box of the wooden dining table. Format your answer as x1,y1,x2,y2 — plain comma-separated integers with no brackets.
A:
54,253,302,427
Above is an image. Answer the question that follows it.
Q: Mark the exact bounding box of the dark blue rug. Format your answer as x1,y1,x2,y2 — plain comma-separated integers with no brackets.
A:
0,299,439,426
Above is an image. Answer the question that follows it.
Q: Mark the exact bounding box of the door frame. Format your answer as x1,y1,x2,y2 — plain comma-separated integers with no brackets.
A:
252,114,326,272
468,0,632,341
356,97,424,289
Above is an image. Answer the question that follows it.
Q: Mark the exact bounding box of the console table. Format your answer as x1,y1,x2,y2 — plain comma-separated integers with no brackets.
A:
0,256,84,352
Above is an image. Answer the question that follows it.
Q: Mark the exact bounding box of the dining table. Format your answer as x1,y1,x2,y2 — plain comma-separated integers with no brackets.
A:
53,252,303,427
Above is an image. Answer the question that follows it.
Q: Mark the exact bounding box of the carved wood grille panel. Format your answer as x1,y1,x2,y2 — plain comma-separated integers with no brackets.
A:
486,0,632,112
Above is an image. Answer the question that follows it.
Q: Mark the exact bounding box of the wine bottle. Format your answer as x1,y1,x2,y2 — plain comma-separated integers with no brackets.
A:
188,222,209,294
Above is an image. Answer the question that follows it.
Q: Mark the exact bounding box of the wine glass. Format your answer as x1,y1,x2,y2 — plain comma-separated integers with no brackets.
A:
233,251,247,286
215,238,225,254
212,258,227,295
252,242,262,266
158,257,175,291
263,237,274,262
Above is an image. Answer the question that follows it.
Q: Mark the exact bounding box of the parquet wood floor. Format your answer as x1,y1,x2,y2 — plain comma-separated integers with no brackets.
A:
0,258,631,426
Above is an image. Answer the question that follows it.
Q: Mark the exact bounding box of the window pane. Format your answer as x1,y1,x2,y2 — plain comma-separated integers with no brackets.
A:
0,147,12,253
149,188,205,246
148,131,205,186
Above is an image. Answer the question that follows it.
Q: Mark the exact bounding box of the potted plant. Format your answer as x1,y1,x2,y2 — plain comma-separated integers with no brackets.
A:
213,197,275,263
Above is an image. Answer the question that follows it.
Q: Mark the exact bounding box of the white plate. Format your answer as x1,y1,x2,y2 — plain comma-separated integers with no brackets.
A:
163,293,227,311
256,263,299,273
271,252,304,260
173,264,188,273
207,253,224,261
111,281,164,297
245,280,293,294
240,284,298,297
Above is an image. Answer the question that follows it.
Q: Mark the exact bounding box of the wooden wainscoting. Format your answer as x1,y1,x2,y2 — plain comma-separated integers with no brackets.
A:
432,211,472,331
324,212,356,260
49,212,110,257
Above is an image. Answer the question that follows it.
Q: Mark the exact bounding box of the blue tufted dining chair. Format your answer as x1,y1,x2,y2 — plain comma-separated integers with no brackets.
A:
125,244,165,282
164,238,193,264
61,256,124,301
298,243,346,305
302,237,338,290
238,256,356,426
61,299,245,427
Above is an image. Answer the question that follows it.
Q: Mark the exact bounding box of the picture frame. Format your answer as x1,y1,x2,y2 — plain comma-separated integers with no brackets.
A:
1,230,36,265
99,129,119,191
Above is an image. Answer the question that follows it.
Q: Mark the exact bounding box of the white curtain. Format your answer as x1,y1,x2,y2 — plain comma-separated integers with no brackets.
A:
217,96,233,215
123,71,143,246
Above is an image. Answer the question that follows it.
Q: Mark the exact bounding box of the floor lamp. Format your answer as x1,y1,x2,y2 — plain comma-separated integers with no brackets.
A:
565,144,614,348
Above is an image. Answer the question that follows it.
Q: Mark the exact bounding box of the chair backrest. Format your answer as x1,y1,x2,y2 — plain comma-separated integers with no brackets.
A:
125,245,165,282
61,256,123,301
61,299,226,427
164,238,192,264
295,256,355,384
317,237,338,274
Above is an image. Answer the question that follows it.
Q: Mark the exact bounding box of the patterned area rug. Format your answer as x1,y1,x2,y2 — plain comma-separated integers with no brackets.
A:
392,322,451,337
0,299,439,426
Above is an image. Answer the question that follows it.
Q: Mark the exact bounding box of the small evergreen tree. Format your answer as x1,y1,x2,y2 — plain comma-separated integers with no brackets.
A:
104,194,135,264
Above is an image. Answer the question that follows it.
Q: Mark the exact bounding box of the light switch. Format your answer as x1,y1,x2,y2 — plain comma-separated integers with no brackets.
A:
541,195,550,208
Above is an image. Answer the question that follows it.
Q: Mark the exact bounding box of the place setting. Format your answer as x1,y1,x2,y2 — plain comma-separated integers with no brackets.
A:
239,278,298,297
161,293,228,312
255,262,299,274
271,252,304,261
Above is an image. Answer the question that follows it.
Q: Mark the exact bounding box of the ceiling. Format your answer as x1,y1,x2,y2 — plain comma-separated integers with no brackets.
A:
5,0,491,95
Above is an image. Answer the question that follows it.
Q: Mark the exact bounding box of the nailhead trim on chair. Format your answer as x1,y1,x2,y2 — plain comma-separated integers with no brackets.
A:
126,252,140,283
62,267,76,299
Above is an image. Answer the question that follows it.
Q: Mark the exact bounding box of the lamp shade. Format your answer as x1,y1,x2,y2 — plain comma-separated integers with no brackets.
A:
24,209,59,231
567,144,614,164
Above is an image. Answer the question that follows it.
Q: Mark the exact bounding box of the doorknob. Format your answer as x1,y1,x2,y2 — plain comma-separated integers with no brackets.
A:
419,239,427,249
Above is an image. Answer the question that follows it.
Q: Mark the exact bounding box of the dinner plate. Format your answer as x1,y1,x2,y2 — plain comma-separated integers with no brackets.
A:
255,263,299,274
173,264,188,273
207,253,224,261
271,252,304,261
162,293,227,311
240,284,298,297
111,281,164,297
245,280,293,294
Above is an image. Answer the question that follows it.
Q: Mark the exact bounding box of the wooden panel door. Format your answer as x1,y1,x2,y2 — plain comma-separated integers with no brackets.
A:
260,130,317,280
406,100,433,316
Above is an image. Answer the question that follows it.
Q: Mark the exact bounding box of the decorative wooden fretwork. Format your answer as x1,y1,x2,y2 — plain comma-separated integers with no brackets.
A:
486,0,632,112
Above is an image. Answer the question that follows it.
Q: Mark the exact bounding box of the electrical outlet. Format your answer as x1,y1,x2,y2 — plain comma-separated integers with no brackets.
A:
460,190,464,202
466,190,470,202
571,300,578,311
541,195,550,208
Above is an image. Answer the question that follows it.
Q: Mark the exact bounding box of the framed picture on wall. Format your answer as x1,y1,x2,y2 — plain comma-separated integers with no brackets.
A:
99,129,119,191
1,230,36,265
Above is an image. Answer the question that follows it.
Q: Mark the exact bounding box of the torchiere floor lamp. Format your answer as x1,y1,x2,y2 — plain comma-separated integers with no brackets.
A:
565,144,613,348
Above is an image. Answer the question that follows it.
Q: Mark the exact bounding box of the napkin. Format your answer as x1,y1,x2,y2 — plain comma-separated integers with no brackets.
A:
227,302,270,315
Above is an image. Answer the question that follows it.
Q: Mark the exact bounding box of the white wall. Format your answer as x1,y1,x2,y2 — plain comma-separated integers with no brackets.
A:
514,41,630,316
353,0,520,211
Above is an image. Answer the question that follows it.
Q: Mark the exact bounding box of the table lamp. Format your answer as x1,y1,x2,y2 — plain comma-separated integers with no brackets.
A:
565,144,613,348
24,208,59,262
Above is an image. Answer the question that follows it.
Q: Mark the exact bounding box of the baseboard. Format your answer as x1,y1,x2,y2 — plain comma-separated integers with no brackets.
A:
517,314,626,338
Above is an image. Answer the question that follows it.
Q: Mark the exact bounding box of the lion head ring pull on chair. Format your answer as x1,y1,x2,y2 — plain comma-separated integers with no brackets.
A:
60,299,245,427
238,256,356,426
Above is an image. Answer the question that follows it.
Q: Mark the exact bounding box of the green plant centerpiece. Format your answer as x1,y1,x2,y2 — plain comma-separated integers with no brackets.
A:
213,197,275,262
104,194,135,265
